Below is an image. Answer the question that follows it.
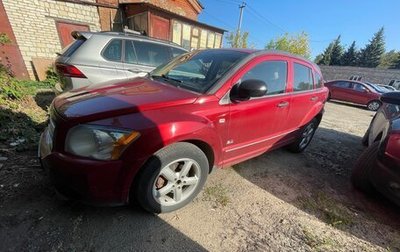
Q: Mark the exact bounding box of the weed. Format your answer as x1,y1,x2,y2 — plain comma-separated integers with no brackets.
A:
302,227,337,251
203,184,230,207
300,192,354,227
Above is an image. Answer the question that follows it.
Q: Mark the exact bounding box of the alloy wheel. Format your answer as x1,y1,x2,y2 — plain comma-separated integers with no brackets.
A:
299,123,315,149
152,158,201,206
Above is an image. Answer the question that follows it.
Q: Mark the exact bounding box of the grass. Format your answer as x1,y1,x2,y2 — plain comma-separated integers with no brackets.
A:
302,226,337,251
0,70,55,151
203,184,230,207
300,192,354,228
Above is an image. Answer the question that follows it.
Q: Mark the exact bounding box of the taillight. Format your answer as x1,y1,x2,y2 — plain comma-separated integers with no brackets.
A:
385,131,400,158
56,64,86,78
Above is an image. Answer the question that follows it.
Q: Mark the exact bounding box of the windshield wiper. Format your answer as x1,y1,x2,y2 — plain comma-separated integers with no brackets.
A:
161,74,182,83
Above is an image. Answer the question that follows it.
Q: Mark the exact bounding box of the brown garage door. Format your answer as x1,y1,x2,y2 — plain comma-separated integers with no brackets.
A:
56,21,89,48
151,15,170,40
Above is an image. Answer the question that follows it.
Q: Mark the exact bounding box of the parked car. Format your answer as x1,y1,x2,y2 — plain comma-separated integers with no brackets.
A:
352,92,400,205
364,82,390,94
55,31,187,91
39,49,329,213
388,80,400,90
325,80,382,111
378,84,397,92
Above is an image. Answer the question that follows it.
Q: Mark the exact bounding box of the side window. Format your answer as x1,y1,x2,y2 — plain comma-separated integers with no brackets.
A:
102,39,122,62
171,47,186,58
124,40,137,64
353,83,366,92
134,41,172,67
333,81,351,88
315,72,323,89
293,63,313,91
241,61,288,96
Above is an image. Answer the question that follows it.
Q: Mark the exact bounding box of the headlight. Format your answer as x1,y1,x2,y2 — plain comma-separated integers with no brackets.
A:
65,125,140,160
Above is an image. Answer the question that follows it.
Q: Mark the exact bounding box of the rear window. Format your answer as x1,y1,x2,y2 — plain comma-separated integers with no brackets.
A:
102,39,122,62
134,41,172,67
60,38,85,57
315,72,323,89
293,63,313,91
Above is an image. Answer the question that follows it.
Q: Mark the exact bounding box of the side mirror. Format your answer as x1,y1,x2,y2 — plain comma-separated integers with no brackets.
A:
231,79,268,101
381,92,400,105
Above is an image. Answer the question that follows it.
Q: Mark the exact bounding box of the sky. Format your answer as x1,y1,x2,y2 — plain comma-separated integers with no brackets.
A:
198,0,400,59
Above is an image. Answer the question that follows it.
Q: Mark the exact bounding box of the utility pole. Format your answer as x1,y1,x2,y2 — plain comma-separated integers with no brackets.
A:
237,1,246,35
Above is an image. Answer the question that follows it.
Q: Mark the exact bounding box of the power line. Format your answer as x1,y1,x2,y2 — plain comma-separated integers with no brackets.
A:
201,9,265,46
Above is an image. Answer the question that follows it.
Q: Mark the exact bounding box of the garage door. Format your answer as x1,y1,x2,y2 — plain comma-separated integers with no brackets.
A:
56,21,89,48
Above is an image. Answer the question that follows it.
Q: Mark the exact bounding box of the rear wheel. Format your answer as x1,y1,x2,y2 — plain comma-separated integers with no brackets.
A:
287,118,318,153
367,100,381,111
133,142,208,213
351,142,379,192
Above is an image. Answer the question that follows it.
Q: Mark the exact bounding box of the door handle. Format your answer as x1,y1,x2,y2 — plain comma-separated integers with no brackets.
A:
277,101,289,108
310,96,318,101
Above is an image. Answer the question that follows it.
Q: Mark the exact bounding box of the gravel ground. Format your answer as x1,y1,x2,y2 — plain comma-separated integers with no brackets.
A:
0,101,399,251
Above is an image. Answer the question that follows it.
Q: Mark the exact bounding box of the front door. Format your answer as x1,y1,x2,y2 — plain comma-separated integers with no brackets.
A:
223,58,291,164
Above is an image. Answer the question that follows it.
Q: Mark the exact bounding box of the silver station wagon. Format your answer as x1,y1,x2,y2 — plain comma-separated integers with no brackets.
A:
55,31,187,91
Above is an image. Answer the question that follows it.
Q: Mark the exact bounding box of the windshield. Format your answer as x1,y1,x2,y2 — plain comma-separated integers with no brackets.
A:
150,50,248,93
365,82,387,93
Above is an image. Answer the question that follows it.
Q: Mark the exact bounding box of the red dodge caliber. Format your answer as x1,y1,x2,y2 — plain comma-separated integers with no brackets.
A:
39,49,328,213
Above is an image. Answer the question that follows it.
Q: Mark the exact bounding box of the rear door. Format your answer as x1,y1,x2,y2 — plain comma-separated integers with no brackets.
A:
98,39,128,82
224,56,291,163
286,61,316,129
330,81,352,101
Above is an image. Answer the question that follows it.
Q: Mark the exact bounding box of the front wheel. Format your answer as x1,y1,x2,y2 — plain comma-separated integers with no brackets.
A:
351,142,379,192
367,100,381,111
287,118,318,153
133,142,209,213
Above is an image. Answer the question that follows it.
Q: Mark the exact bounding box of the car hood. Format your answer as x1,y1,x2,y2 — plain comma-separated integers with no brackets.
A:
53,78,199,121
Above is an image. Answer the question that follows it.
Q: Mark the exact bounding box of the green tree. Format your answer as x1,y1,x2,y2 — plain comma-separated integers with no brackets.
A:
340,41,358,66
394,52,400,69
315,42,334,65
358,27,385,67
226,31,249,48
265,32,310,59
378,50,400,69
330,35,344,65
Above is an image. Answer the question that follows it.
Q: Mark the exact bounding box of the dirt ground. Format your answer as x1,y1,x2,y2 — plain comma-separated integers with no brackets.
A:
1,101,399,251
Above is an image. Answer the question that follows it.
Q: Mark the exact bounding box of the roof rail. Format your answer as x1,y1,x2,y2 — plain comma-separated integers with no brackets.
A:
123,27,141,35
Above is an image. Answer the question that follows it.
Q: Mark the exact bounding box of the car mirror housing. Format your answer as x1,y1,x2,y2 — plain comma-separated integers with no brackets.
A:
381,92,400,105
231,79,268,101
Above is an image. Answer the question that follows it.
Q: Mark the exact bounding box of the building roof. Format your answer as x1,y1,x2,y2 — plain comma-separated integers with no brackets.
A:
121,2,226,33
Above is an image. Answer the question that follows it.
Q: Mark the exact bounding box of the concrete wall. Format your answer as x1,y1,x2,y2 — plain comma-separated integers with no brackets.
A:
2,0,101,79
320,65,400,85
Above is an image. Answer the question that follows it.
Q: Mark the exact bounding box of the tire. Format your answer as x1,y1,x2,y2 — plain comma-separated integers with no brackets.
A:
361,128,369,146
327,92,331,101
367,100,381,111
351,142,379,192
133,142,209,213
287,118,318,153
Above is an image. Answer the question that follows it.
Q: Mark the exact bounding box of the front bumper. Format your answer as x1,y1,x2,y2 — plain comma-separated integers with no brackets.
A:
39,132,129,206
370,156,400,206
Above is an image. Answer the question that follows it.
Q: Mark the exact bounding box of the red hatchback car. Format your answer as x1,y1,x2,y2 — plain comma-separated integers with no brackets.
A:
325,80,382,111
39,49,328,213
352,92,400,205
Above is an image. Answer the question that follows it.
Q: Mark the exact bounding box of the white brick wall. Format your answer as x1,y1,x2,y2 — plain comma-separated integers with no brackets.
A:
2,0,101,79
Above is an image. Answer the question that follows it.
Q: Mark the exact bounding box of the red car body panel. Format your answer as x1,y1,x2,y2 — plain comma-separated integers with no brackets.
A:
365,97,400,205
40,50,328,205
325,80,380,105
